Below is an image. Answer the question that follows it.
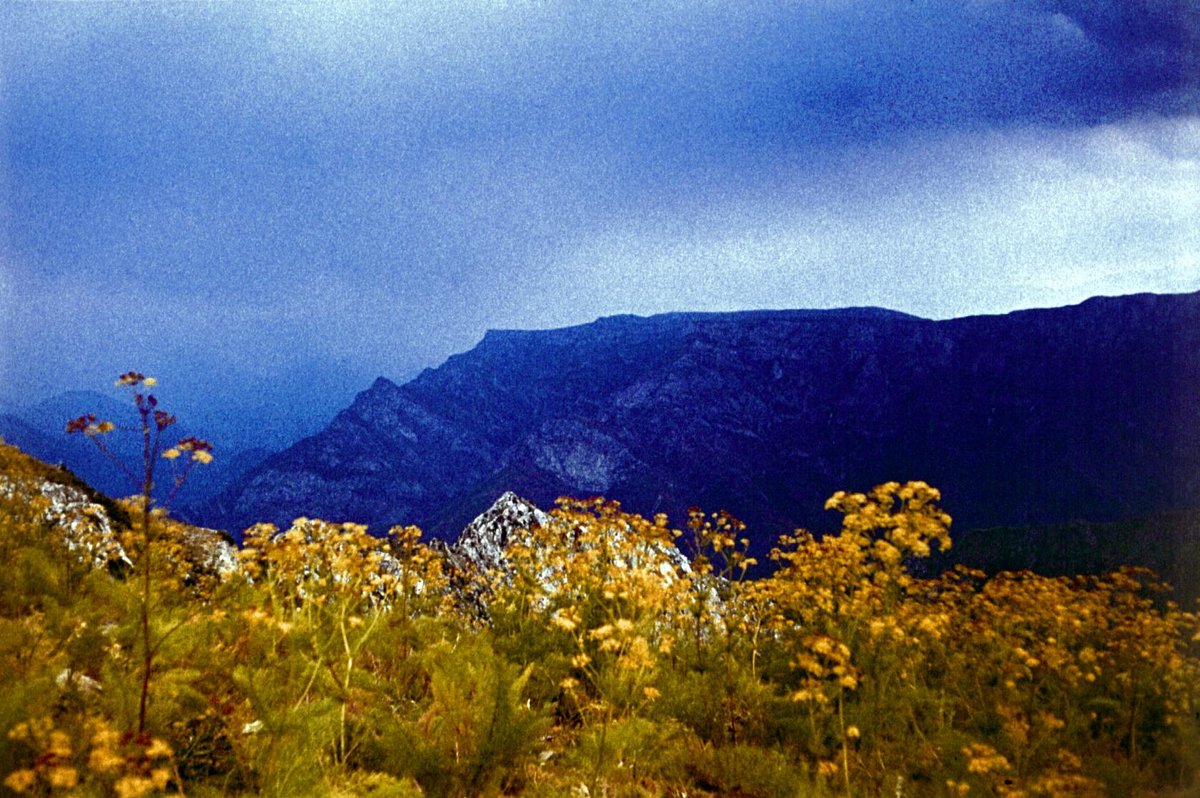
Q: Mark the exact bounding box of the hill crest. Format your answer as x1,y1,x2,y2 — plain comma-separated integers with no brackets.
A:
196,291,1199,563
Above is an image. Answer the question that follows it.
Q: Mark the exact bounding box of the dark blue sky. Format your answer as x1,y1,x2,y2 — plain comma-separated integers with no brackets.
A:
2,2,1197,420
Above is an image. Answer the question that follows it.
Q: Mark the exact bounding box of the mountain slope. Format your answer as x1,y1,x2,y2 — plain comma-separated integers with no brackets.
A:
0,391,273,508
0,440,238,579
200,293,1200,566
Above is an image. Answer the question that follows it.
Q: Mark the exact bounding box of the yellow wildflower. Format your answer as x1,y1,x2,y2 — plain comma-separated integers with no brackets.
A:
145,738,173,759
89,746,125,774
551,612,577,632
151,767,172,790
115,775,155,798
3,769,36,793
590,624,614,640
47,730,72,758
46,766,78,789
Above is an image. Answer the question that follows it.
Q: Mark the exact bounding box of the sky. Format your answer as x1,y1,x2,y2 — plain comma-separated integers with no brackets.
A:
2,1,1198,428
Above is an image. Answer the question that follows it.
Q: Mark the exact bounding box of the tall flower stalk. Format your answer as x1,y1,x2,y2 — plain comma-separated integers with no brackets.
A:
67,371,213,733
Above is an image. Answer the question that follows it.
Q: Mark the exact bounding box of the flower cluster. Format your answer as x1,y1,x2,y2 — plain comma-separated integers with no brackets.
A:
3,435,1198,797
161,436,212,464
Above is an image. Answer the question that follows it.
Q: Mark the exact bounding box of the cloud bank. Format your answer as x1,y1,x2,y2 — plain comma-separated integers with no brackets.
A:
1,1,1196,408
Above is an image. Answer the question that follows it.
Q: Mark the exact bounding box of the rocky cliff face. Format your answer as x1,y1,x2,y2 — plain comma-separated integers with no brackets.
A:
0,463,134,573
444,490,550,577
0,441,239,583
200,292,1200,567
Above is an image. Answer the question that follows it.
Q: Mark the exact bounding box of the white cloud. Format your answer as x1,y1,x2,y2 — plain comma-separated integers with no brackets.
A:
543,116,1200,321
1047,12,1088,44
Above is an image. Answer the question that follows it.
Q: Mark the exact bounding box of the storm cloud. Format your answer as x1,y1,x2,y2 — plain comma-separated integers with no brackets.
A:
2,1,1196,416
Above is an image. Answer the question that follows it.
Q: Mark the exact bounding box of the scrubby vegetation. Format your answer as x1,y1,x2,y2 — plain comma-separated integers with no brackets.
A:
1,376,1198,796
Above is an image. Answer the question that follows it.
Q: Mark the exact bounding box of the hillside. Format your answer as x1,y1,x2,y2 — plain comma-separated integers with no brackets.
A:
199,292,1200,572
935,510,1200,603
0,440,238,582
0,392,271,505
3,441,1198,796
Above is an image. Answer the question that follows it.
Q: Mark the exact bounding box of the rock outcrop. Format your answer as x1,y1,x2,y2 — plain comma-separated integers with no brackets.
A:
0,441,238,584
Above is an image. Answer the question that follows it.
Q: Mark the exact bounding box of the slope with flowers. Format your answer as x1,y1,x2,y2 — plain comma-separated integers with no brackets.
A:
3,430,1199,796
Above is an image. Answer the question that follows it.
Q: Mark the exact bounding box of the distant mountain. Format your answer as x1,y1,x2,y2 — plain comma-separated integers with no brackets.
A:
199,292,1200,579
1,391,144,499
0,390,271,508
170,357,381,454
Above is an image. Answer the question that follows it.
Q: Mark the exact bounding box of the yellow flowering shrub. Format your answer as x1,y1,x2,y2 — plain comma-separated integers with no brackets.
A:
3,405,1199,798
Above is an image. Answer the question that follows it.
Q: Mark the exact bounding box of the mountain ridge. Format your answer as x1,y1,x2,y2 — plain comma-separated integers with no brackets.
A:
193,291,1199,565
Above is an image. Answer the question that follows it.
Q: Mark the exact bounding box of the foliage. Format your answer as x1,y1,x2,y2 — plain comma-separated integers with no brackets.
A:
2,415,1198,796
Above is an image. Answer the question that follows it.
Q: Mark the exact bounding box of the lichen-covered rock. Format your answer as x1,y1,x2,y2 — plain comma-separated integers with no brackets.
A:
0,440,237,586
449,490,549,576
0,451,133,573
